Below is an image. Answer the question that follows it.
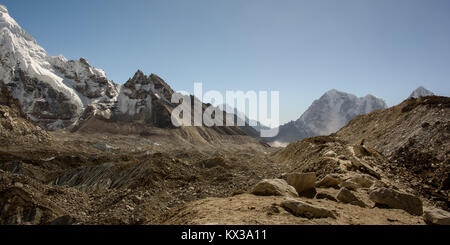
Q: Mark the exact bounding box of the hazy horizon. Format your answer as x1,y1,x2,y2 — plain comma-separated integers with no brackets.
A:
1,0,449,124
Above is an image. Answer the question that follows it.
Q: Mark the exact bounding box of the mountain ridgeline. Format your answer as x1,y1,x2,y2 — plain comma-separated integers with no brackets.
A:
0,6,261,139
1,4,449,226
269,90,387,144
0,5,441,145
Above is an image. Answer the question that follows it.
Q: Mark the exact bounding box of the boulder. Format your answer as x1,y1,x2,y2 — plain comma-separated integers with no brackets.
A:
370,180,389,190
287,172,316,198
324,150,337,157
359,162,381,179
339,181,361,191
369,188,423,216
251,179,298,198
347,174,375,188
316,174,343,189
336,188,367,208
315,192,338,202
423,208,450,225
281,199,336,219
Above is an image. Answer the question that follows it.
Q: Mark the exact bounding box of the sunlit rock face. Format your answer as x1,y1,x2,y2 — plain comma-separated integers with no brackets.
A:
271,89,387,143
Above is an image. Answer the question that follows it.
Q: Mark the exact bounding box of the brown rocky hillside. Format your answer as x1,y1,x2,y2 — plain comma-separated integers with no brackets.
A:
1,90,449,225
336,96,449,210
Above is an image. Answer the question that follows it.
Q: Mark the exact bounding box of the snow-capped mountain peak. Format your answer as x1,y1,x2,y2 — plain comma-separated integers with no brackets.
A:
0,6,190,131
0,5,21,31
409,86,434,99
270,89,387,143
1,6,55,81
0,6,119,129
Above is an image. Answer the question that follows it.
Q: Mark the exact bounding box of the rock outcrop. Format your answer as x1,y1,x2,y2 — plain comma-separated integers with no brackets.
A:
336,96,450,210
0,7,259,142
336,188,367,208
286,172,317,198
251,179,298,198
315,191,338,202
369,188,423,216
347,174,375,188
339,181,361,191
316,174,343,189
423,207,450,225
281,198,336,219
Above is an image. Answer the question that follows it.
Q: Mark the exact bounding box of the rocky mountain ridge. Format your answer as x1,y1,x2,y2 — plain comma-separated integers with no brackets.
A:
269,89,387,143
1,4,449,226
0,6,120,130
336,95,449,209
0,6,263,141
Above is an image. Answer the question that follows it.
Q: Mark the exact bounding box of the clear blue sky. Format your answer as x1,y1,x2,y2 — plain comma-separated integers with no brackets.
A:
2,0,450,124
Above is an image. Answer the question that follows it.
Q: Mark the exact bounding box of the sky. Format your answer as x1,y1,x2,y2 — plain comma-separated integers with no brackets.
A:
2,0,450,124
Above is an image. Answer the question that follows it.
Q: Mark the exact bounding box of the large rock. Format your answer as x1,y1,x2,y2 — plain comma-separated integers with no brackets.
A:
324,150,337,157
316,174,343,189
339,181,361,191
315,191,338,202
359,162,381,179
281,199,336,219
336,188,367,208
347,174,375,188
369,188,423,216
251,179,298,198
423,208,450,225
287,172,316,198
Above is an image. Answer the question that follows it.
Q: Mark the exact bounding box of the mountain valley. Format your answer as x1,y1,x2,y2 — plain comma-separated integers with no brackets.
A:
0,4,449,226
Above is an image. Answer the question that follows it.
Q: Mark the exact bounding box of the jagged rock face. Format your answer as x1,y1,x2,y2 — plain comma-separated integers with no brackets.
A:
271,90,387,143
110,71,174,126
293,90,387,138
8,69,79,127
0,6,119,130
0,7,271,137
52,56,119,100
0,7,248,134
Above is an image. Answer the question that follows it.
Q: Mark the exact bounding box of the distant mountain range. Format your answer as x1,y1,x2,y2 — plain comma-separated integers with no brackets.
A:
267,86,438,144
0,5,438,142
0,5,258,138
